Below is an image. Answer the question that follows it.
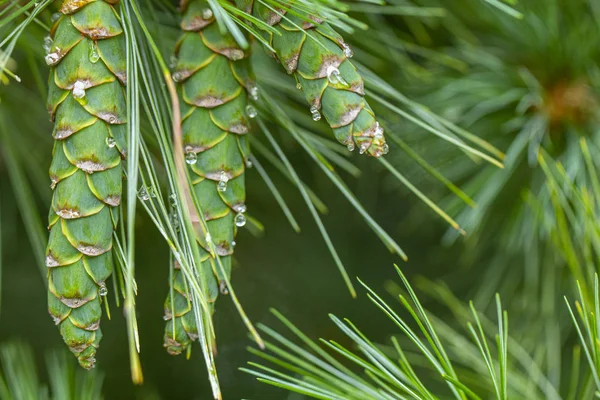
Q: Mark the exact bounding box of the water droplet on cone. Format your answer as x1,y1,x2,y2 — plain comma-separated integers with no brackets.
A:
217,171,228,192
89,41,100,63
99,283,108,296
219,281,229,295
185,151,197,165
245,105,257,118
235,213,247,227
326,66,348,86
310,105,321,121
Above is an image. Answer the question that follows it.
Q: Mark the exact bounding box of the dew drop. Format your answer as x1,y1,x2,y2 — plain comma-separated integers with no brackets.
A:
235,212,247,227
106,137,116,148
170,212,180,231
202,8,213,19
217,171,228,192
138,187,150,201
99,283,108,296
326,65,348,86
51,12,62,22
172,72,182,82
342,43,354,58
245,105,257,118
219,281,229,295
382,143,389,155
245,159,253,168
185,151,197,165
43,36,53,53
14,75,21,83
169,55,178,68
249,85,259,101
169,193,178,207
89,41,100,63
347,142,355,152
359,143,369,155
231,240,236,247
310,105,321,121
72,80,86,99
162,314,169,321
296,82,302,90
235,203,247,213
45,52,60,66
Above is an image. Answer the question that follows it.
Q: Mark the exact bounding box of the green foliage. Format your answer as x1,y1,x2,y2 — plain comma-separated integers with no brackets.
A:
0,341,104,400
245,265,600,400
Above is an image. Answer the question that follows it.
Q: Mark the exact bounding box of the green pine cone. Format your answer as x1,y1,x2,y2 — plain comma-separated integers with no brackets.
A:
163,0,253,355
45,0,126,369
246,1,388,157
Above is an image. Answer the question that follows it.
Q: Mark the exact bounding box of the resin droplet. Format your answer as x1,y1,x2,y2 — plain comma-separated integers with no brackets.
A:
235,212,247,227
231,241,236,247
45,52,60,66
169,193,178,207
99,283,108,296
106,137,116,148
245,105,257,119
310,105,321,121
249,85,259,101
230,50,244,61
138,187,150,201
72,80,86,99
50,179,58,190
347,142,355,152
89,41,100,63
185,151,197,165
219,281,229,295
382,143,389,155
172,72,182,82
217,171,228,192
359,143,369,155
374,122,384,140
108,116,118,124
51,13,62,23
296,82,302,90
202,8,213,19
342,43,354,58
326,66,349,86
245,159,253,168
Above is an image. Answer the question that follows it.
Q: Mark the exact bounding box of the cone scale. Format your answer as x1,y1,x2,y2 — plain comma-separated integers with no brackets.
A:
45,0,126,369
